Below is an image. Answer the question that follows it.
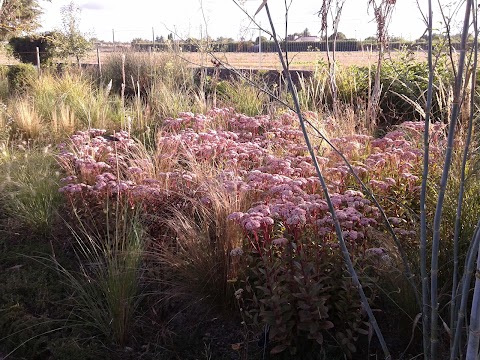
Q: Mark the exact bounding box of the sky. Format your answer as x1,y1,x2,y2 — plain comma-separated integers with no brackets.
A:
39,0,466,43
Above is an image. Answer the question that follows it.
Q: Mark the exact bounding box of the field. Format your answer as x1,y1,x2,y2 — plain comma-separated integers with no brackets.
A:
0,46,428,70
0,43,477,360
178,50,428,70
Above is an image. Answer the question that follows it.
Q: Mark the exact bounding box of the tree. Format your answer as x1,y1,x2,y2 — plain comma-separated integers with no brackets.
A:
255,35,268,44
417,33,444,42
131,37,148,44
0,0,44,39
216,36,234,43
328,32,346,41
55,1,91,65
302,28,311,37
7,31,58,64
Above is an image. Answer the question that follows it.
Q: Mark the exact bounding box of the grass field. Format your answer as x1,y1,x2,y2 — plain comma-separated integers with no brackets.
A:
93,49,428,70
0,46,427,70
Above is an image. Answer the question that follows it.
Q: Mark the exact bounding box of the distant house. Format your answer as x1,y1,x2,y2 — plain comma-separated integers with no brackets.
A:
294,36,321,42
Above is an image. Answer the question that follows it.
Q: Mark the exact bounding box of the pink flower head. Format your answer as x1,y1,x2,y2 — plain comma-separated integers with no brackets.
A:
272,237,289,246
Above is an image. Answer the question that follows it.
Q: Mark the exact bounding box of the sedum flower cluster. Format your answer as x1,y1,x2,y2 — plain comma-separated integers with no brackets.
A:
57,109,445,249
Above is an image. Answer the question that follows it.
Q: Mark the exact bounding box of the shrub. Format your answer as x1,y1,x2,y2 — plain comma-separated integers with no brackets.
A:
7,32,58,65
230,202,375,357
6,63,37,93
0,65,9,99
379,53,453,123
300,54,454,125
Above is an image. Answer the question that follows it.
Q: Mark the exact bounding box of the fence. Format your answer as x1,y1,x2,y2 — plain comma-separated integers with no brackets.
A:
131,40,465,53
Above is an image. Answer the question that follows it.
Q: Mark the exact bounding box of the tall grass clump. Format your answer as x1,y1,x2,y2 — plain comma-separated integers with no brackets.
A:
146,78,204,120
297,67,329,113
0,65,10,99
9,97,43,139
101,52,203,120
216,75,270,116
26,70,124,131
0,148,63,236
151,169,250,307
56,201,146,346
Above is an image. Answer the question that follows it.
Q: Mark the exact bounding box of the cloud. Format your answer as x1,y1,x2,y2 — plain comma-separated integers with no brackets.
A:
80,2,105,10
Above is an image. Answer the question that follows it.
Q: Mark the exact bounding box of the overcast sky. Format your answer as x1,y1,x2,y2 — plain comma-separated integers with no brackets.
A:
39,0,466,42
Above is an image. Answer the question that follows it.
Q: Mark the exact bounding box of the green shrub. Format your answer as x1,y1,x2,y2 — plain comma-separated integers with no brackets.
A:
379,53,453,123
7,32,58,65
6,64,37,93
0,65,9,99
236,234,374,358
299,54,454,125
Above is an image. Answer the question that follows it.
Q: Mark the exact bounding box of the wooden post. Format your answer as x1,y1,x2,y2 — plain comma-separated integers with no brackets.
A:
121,53,125,109
152,27,155,51
96,46,102,80
112,28,116,52
36,47,41,74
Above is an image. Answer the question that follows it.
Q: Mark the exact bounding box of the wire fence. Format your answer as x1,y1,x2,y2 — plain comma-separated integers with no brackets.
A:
130,39,462,53
0,38,462,69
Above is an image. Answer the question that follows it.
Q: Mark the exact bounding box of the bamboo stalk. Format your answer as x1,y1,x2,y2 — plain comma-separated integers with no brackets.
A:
430,1,473,357
466,240,480,359
450,3,478,354
420,0,434,358
263,3,391,359
451,221,480,360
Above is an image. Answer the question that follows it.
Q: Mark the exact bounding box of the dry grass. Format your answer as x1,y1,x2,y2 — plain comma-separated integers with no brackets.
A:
11,97,43,139
85,49,427,70
0,46,427,70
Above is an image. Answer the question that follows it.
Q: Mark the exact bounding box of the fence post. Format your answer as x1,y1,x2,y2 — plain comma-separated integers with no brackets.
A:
96,46,102,80
121,53,126,109
36,47,41,74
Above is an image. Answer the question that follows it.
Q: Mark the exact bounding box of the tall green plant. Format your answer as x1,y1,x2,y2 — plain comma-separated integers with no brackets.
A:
428,1,473,357
217,76,268,116
27,71,123,130
419,0,435,357
0,150,63,236
56,201,146,345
